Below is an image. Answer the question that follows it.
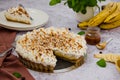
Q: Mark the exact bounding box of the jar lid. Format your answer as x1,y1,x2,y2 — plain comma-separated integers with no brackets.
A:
87,27,100,32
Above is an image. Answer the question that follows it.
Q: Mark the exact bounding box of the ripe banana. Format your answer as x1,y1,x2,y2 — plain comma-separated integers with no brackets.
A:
105,13,120,23
88,2,117,27
77,21,88,30
100,19,120,29
104,2,120,23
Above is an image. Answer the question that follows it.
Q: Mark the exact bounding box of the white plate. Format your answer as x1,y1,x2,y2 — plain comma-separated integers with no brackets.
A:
0,8,49,31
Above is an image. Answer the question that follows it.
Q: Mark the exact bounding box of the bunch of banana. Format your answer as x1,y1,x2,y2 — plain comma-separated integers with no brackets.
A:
100,2,120,29
88,2,117,27
78,2,120,30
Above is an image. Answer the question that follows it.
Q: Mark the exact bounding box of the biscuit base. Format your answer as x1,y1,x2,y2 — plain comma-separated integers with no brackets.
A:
18,54,54,73
18,51,84,73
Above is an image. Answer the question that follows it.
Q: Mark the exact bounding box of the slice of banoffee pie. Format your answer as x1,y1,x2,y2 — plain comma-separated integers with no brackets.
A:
4,4,31,24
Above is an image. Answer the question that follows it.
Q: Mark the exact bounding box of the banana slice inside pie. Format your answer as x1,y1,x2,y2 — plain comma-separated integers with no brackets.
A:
16,27,87,72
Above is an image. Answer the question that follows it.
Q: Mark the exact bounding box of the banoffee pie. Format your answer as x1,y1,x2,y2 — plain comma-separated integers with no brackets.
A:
16,27,87,72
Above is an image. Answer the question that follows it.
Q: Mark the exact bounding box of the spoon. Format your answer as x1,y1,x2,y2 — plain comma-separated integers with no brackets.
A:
96,38,113,50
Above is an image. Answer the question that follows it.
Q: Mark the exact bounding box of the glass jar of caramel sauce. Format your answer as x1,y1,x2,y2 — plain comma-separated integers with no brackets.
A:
85,27,101,45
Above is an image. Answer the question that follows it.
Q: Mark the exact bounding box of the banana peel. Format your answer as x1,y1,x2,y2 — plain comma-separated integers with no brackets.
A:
94,53,120,72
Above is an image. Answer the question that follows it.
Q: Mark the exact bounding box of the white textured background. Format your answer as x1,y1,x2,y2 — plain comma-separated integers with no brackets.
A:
0,0,120,80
